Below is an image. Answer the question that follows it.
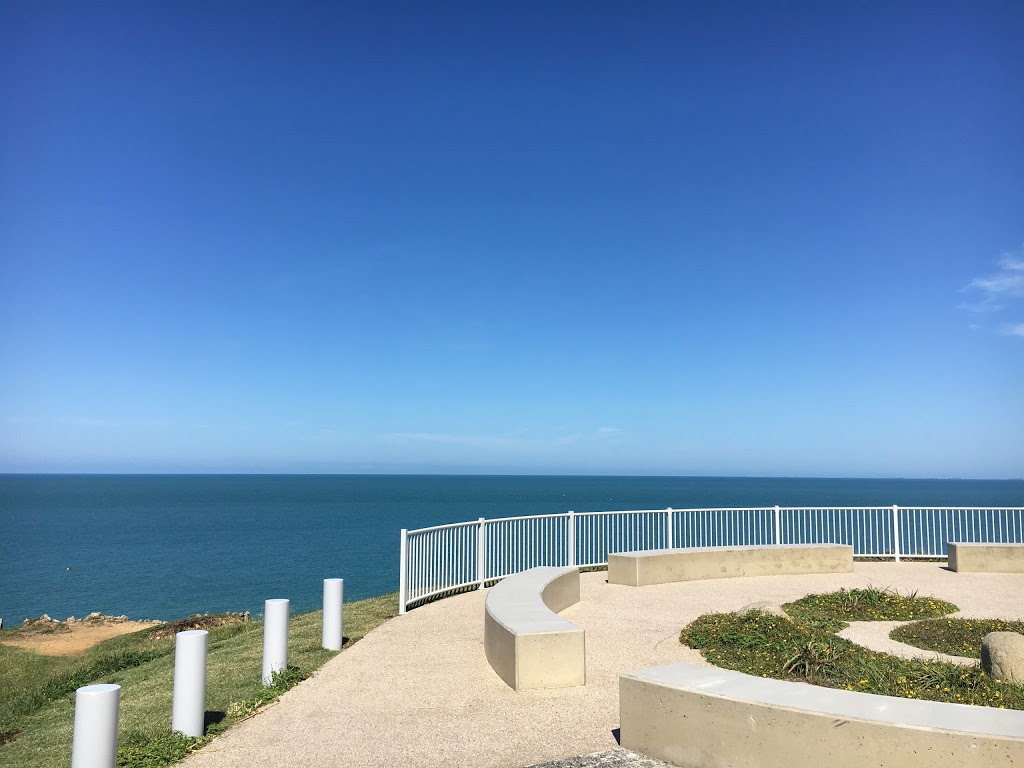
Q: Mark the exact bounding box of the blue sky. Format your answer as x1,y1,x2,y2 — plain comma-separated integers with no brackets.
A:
2,1,1022,477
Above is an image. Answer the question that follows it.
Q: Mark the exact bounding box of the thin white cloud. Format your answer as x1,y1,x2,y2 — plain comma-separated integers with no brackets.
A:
596,427,621,438
961,247,1024,337
964,250,1024,305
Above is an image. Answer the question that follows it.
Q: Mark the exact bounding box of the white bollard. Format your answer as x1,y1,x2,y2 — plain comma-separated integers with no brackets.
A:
71,683,120,768
262,598,289,686
322,578,344,651
171,629,208,737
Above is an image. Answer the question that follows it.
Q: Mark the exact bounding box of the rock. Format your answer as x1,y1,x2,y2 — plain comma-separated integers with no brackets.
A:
982,632,1024,683
67,616,76,623
86,612,103,620
734,601,790,619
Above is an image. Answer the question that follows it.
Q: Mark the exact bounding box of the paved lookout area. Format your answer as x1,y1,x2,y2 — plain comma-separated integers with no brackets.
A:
183,564,1024,768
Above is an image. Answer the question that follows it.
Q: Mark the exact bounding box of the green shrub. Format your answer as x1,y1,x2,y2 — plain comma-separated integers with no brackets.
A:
891,618,1024,658
782,586,957,632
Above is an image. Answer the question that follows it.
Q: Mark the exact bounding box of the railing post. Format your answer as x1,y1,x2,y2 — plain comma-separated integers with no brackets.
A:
665,508,674,548
477,517,486,588
72,684,120,768
172,630,208,737
892,505,901,562
398,529,408,615
774,506,781,544
262,599,289,687
322,578,343,650
567,511,576,567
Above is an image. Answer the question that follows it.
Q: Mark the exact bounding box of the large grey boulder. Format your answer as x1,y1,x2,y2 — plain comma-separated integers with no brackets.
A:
981,632,1024,683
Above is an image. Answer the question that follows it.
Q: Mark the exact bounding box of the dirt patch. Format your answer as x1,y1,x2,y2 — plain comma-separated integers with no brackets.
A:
146,612,251,640
0,614,163,656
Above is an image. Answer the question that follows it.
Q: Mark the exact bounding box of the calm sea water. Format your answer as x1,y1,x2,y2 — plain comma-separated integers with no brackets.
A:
1,474,1021,625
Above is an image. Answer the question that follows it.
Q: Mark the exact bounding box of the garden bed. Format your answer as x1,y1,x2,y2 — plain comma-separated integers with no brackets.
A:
680,587,1022,710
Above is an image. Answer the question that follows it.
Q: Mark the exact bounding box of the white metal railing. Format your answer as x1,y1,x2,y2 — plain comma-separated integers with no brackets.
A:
397,506,1024,613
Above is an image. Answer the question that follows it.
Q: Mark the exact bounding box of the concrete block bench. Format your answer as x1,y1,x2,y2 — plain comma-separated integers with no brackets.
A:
483,566,585,691
620,663,1024,768
948,542,1024,573
607,544,853,586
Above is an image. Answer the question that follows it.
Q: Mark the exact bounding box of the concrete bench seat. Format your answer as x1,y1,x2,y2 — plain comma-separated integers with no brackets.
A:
607,544,853,586
620,663,1024,768
483,566,585,690
948,542,1024,573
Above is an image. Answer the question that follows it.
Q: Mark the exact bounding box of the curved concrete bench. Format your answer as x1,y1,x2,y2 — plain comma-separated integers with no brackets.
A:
608,544,852,586
483,566,585,690
948,542,1024,573
620,663,1024,768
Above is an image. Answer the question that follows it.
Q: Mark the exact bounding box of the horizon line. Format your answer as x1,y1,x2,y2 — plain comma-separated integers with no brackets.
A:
1,471,1022,482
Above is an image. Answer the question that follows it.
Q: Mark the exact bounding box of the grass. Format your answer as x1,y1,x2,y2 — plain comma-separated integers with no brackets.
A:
0,593,398,768
891,618,1024,658
680,591,1023,711
781,586,958,632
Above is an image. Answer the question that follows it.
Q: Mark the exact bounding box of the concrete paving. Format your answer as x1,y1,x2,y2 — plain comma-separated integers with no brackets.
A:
182,563,1024,768
838,620,979,666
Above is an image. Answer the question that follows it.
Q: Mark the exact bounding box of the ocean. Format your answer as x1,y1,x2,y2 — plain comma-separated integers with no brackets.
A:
2,474,1022,626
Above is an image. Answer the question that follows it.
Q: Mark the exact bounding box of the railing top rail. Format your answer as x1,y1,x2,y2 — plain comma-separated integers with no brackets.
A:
575,508,680,516
665,507,775,513
577,506,889,514
407,505,1024,536
674,506,1024,512
483,512,570,524
406,519,481,536
895,506,1024,511
772,506,893,512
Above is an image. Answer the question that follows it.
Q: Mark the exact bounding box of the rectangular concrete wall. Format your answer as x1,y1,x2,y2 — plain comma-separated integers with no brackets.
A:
483,617,585,691
515,628,585,689
620,666,1024,768
608,544,852,586
948,542,1024,573
483,612,520,689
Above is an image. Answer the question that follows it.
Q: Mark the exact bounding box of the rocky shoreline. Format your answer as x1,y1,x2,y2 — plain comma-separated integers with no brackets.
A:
5,609,253,631
13,611,162,629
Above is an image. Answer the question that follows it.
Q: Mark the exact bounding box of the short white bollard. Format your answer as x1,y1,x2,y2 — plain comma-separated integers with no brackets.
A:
322,578,344,651
171,629,208,737
71,683,120,768
262,598,290,686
